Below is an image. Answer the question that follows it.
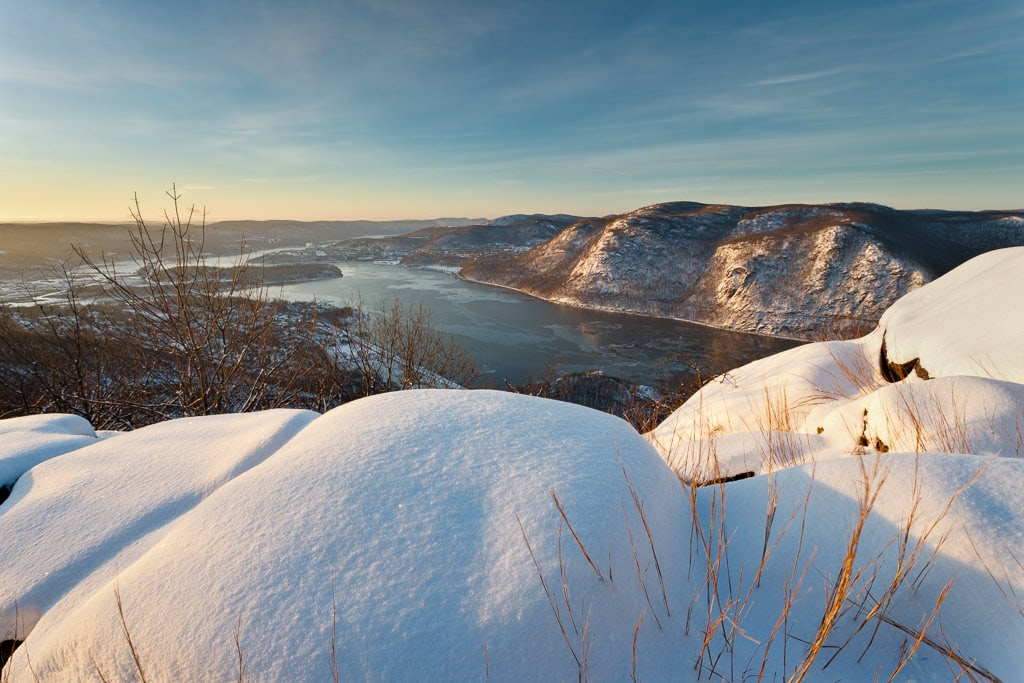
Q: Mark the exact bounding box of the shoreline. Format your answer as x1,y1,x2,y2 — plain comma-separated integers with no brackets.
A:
456,269,814,344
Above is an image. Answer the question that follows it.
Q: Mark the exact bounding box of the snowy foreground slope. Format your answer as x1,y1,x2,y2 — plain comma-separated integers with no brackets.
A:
2,248,1024,681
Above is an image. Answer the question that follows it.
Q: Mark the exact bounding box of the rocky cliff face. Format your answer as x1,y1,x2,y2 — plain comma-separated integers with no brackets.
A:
461,202,1024,339
680,223,925,337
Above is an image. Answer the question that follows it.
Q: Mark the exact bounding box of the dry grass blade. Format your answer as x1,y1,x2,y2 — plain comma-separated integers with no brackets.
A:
824,346,881,399
551,489,605,582
966,536,1024,621
622,505,664,631
234,616,245,683
330,579,340,683
558,523,581,636
886,578,953,682
89,654,112,683
581,606,592,683
631,610,646,683
114,584,148,683
789,455,886,683
893,385,974,455
515,514,583,672
620,463,670,617
876,611,1003,683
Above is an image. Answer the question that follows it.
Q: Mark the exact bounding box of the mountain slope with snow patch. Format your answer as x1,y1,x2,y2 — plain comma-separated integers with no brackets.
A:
463,202,1024,339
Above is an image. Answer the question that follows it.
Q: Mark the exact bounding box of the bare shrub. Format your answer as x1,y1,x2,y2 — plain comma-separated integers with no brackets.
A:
342,297,478,394
72,186,333,417
0,267,165,428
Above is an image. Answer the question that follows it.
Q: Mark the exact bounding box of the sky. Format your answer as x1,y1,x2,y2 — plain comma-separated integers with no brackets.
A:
1,0,1021,222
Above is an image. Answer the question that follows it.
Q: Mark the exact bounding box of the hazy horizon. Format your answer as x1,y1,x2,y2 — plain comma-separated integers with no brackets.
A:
2,1,1021,222
3,196,1024,226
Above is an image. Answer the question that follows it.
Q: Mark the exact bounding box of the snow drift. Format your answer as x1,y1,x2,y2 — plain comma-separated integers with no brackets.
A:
0,414,96,491
645,247,1024,679
2,392,689,681
649,247,1024,478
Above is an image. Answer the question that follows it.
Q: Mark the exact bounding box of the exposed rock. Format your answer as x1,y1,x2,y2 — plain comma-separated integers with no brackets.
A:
0,639,20,669
879,334,931,383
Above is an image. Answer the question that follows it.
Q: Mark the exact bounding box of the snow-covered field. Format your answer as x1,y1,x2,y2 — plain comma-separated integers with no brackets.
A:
2,248,1022,681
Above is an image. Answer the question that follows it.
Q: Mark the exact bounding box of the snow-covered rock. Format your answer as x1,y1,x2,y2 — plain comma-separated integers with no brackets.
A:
0,410,317,648
640,246,1024,680
3,392,690,681
646,335,883,474
808,374,1024,456
0,413,96,488
649,247,1024,481
878,247,1024,383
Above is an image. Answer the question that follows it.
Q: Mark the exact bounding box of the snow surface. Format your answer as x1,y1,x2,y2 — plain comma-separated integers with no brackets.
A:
3,247,1024,681
0,410,317,649
646,247,1024,679
878,247,1024,383
693,451,1024,681
0,413,96,487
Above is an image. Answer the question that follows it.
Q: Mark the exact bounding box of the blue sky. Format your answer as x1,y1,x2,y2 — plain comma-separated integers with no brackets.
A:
1,0,1021,221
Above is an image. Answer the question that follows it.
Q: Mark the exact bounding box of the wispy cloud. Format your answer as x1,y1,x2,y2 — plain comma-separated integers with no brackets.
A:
1,0,1020,219
753,67,849,87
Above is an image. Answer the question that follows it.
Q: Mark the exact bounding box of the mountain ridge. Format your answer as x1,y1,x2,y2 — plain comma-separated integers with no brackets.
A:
459,201,1024,339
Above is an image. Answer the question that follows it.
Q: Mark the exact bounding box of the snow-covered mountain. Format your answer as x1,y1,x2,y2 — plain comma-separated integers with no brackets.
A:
2,248,1024,681
462,201,1024,339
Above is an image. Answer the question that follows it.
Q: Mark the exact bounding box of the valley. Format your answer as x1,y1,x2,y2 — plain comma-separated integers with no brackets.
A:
179,201,1024,341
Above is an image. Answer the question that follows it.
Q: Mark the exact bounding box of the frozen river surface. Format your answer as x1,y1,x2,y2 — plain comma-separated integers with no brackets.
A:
271,262,799,387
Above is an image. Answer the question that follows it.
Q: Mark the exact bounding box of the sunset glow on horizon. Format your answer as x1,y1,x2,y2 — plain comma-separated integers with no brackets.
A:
1,0,1022,222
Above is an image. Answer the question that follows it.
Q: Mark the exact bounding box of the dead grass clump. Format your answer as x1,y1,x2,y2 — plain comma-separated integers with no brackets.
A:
754,387,815,473
890,384,973,455
824,346,882,399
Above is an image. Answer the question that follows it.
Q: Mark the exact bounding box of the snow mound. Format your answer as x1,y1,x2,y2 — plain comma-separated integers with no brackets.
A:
646,336,883,477
879,246,1024,383
649,247,1024,481
5,391,690,681
0,409,317,646
0,413,96,489
638,246,1024,678
809,374,1024,456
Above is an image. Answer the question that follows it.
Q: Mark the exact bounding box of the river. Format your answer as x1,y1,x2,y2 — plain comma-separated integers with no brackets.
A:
268,262,800,388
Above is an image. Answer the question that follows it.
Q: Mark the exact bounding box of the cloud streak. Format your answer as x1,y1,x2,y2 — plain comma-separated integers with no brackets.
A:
753,68,849,87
